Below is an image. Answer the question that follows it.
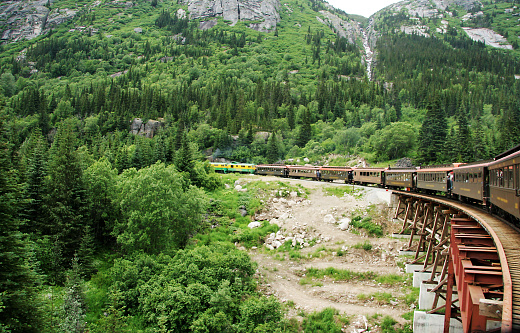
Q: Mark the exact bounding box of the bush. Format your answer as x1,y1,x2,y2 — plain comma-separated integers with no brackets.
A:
302,308,344,333
351,216,383,237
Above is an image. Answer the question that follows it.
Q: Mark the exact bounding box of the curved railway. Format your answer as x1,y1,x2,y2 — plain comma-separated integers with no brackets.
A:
393,191,519,332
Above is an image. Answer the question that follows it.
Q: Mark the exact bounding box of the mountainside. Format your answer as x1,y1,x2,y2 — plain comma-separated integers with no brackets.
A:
0,0,518,167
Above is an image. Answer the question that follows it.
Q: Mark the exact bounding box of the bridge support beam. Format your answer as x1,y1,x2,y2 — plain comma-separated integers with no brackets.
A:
393,193,507,333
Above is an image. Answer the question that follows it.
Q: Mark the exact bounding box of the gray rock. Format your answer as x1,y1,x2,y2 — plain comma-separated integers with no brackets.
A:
323,214,335,224
0,0,77,43
234,185,243,191
338,218,351,230
272,240,282,248
130,118,164,138
248,221,262,229
182,0,280,32
199,19,218,30
238,206,247,217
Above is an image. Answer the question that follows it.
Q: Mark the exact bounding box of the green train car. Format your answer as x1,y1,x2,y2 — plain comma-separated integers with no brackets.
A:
210,162,256,174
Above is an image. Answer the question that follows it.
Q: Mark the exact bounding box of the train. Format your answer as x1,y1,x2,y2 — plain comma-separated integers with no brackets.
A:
210,144,520,222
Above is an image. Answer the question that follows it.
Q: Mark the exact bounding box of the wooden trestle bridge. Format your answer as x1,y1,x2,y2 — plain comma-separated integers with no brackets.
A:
393,192,520,333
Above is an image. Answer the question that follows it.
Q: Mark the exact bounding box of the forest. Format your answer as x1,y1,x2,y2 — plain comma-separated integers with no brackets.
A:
1,0,520,331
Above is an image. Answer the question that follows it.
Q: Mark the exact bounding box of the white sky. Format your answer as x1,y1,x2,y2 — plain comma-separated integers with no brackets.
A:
326,0,402,17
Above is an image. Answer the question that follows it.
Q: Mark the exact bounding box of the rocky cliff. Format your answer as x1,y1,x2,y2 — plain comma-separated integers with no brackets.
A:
182,0,280,32
0,0,77,43
318,10,362,44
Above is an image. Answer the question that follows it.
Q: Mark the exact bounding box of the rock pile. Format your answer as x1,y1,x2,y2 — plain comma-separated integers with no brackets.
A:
263,222,329,251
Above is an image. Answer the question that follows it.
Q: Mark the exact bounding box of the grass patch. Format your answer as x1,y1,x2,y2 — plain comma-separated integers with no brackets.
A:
375,273,408,285
325,185,363,198
352,240,372,251
231,220,279,248
304,267,377,282
401,287,419,306
302,308,347,333
357,292,395,305
301,267,408,286
350,216,383,237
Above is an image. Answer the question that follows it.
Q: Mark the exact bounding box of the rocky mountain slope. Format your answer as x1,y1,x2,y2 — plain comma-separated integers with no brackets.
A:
182,0,281,32
367,0,516,51
0,0,77,42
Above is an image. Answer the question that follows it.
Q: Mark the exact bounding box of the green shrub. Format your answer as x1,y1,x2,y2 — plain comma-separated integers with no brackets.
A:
302,308,345,333
350,216,383,237
352,240,372,250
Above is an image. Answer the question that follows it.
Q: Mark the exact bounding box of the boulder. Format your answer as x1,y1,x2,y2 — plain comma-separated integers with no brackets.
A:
238,206,248,217
248,221,262,229
338,218,351,230
272,240,282,249
323,214,335,224
234,185,243,191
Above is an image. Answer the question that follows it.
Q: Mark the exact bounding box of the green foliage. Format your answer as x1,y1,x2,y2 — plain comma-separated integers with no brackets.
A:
103,245,266,332
302,267,407,286
325,185,362,198
114,162,207,253
350,216,383,237
0,111,43,332
301,308,344,333
352,240,372,251
232,221,279,248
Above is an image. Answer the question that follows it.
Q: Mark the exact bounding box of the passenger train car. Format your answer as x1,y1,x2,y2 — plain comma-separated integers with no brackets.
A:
488,146,520,219
453,160,492,204
210,144,520,222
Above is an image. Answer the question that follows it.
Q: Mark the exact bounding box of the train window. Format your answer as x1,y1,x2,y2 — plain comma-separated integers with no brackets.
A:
516,165,520,190
506,166,514,189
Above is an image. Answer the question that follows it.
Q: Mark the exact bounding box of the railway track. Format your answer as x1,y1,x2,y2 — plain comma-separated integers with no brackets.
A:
393,191,520,332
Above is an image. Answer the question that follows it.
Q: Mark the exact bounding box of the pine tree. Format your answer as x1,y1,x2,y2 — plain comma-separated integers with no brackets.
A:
296,108,312,147
61,256,86,333
266,132,280,163
0,112,42,332
45,119,89,272
417,96,447,165
455,104,473,162
24,133,49,235
176,131,194,175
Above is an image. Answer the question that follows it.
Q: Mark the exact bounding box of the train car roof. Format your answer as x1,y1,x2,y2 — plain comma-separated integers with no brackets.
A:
319,166,352,171
454,160,493,171
354,167,386,171
417,163,463,172
287,165,319,169
385,168,417,173
256,164,286,168
490,148,520,166
494,143,520,160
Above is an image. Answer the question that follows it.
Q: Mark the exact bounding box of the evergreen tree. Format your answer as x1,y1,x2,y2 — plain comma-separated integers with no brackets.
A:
417,96,447,165
266,132,280,163
61,256,86,333
24,132,49,235
296,108,312,147
45,119,89,275
455,104,473,162
0,112,42,332
176,131,194,175
472,116,489,160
